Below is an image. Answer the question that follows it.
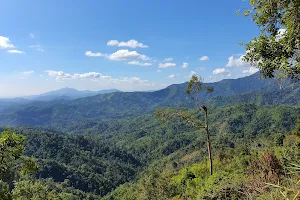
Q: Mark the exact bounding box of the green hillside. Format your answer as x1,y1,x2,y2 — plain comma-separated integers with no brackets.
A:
1,104,296,199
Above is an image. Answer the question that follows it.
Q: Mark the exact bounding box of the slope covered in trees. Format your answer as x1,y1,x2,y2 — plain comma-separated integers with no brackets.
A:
0,103,297,199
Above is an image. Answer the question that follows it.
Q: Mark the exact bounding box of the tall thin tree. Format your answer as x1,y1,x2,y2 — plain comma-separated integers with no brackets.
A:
186,75,214,175
155,75,214,175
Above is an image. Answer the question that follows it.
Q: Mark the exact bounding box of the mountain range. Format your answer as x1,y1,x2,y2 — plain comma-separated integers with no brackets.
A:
24,88,121,101
0,88,120,111
0,72,298,127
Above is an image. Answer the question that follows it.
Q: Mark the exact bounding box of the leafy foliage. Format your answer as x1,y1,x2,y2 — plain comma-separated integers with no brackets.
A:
243,0,300,80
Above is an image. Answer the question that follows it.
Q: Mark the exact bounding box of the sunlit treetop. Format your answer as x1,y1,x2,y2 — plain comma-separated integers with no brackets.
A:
186,75,214,105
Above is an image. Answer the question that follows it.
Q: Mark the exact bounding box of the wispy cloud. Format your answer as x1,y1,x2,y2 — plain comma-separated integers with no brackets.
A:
22,71,34,75
181,62,188,68
159,62,176,68
164,57,173,62
128,60,152,66
29,44,44,52
45,71,108,80
7,50,25,54
29,33,35,39
45,70,150,85
168,74,180,79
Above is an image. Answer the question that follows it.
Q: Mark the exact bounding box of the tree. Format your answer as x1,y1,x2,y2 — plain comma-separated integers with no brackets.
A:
156,75,214,175
0,127,26,190
186,75,214,175
0,128,39,199
242,0,300,80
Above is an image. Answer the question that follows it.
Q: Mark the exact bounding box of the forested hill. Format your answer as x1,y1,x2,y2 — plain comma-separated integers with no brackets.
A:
0,73,298,127
12,104,299,198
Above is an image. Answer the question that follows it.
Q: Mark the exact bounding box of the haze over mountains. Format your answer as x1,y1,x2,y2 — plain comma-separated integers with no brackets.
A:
0,88,120,111
24,88,121,101
0,72,298,127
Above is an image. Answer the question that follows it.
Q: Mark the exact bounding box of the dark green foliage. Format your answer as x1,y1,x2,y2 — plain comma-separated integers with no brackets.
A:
0,129,41,199
0,103,299,199
6,104,296,198
292,118,300,136
18,129,141,197
274,133,285,146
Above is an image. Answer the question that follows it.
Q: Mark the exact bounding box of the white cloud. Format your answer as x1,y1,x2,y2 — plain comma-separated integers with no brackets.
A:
200,56,209,61
29,33,35,39
85,51,104,57
181,62,188,68
198,67,205,71
22,71,34,75
0,36,15,49
159,62,176,68
213,68,229,75
164,57,173,62
107,39,148,48
138,54,151,61
29,45,44,52
128,60,152,66
7,50,25,54
107,40,119,46
226,55,249,67
242,67,259,74
109,49,150,60
85,49,150,61
46,71,73,80
157,70,161,73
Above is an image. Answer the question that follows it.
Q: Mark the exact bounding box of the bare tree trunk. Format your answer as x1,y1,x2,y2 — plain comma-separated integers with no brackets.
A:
204,108,213,175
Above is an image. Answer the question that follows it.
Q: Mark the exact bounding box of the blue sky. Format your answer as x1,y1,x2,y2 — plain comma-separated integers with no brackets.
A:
0,0,260,97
